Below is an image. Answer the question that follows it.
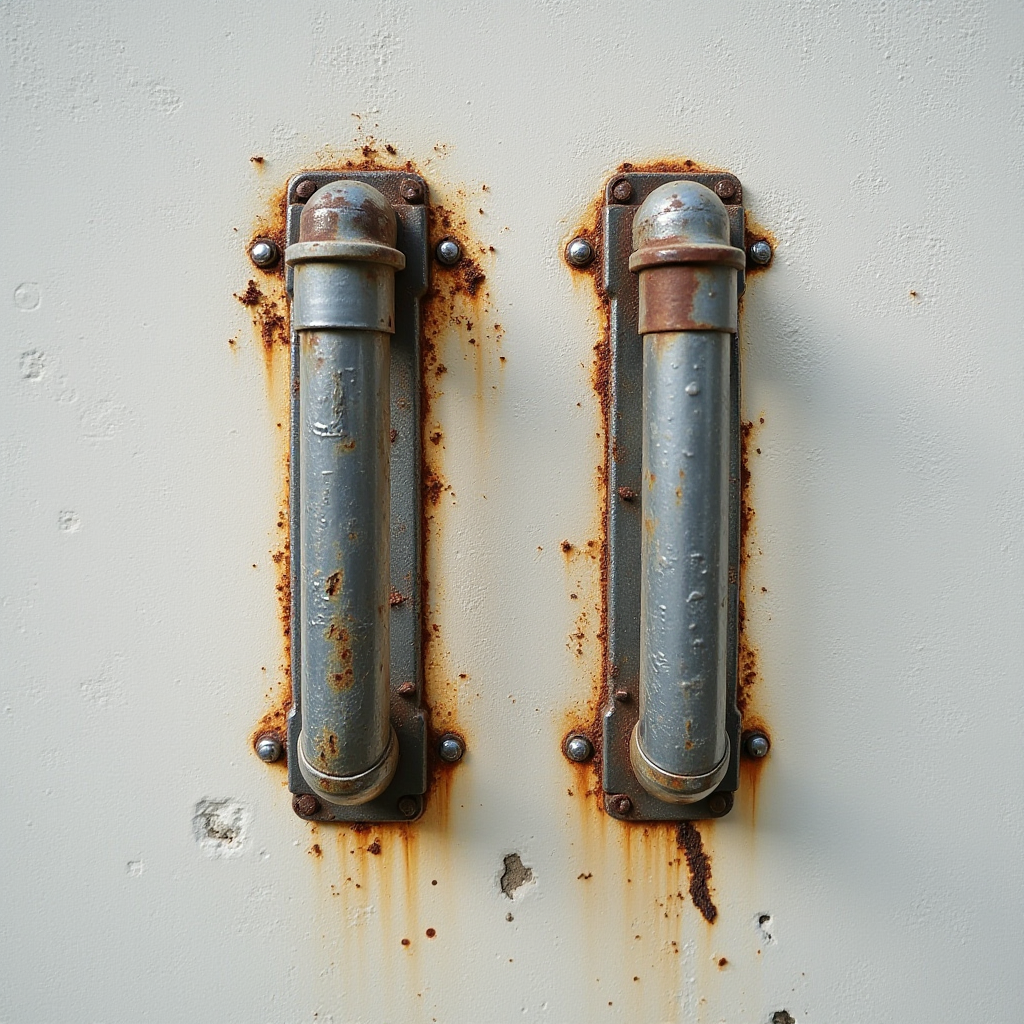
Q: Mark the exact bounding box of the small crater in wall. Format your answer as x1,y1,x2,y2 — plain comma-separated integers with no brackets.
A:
499,853,534,899
192,799,251,859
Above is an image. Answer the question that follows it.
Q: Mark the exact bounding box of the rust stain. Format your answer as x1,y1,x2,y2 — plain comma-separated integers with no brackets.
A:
676,822,717,922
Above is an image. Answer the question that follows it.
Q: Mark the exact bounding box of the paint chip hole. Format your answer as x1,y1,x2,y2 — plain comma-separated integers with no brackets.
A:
499,853,534,899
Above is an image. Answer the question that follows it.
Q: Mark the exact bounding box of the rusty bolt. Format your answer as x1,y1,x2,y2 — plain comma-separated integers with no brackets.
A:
397,681,416,697
610,794,632,815
249,239,279,269
749,240,773,266
436,238,462,265
438,733,465,763
617,485,637,502
397,796,419,818
293,793,320,817
564,734,594,763
400,178,425,204
255,733,283,763
744,731,771,758
294,178,318,201
714,177,738,201
707,792,732,816
611,179,634,203
613,689,631,703
565,237,594,268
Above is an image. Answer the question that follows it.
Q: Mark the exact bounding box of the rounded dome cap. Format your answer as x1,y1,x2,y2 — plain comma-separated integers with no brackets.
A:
632,181,730,250
299,180,398,246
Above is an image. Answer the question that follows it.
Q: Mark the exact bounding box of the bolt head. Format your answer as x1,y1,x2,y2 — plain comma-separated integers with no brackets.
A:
436,238,462,265
714,177,738,201
249,239,279,268
564,734,594,763
293,793,320,817
438,734,465,763
565,237,594,268
294,179,318,201
400,178,425,203
707,792,732,816
749,240,773,266
397,796,420,818
610,794,632,815
745,732,771,758
611,179,634,203
255,734,283,763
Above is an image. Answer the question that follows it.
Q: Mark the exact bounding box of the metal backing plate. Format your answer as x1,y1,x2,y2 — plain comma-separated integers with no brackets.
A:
285,172,428,823
601,171,745,822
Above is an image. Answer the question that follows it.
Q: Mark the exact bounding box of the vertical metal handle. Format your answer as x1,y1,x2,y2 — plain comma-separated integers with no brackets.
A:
627,182,745,804
285,181,405,805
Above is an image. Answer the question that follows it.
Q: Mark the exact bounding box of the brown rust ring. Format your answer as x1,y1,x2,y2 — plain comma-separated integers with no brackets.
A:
629,242,745,273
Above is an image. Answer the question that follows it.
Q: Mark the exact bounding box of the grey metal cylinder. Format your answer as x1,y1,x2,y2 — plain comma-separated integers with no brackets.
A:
285,180,405,805
628,181,745,804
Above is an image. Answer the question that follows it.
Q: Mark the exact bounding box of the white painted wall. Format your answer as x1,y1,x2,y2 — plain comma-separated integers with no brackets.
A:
2,2,1022,1022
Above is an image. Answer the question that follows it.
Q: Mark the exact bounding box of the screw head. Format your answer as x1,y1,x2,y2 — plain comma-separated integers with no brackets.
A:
749,240,773,266
610,794,632,815
400,178,425,204
249,239,279,268
436,238,462,265
565,237,595,268
255,734,283,763
611,179,634,203
293,793,320,817
397,796,420,818
294,179,318,201
714,177,738,201
438,734,465,763
707,792,732,816
744,731,771,758
564,734,594,763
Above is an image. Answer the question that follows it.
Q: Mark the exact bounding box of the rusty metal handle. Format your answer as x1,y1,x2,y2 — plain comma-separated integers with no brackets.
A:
284,181,405,806
628,181,744,804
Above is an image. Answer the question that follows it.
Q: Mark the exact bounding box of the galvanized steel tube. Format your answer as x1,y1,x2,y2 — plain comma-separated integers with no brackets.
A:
628,181,745,804
285,181,405,805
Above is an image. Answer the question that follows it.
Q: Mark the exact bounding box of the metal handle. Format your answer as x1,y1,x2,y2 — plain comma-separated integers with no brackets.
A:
628,182,745,804
285,181,405,805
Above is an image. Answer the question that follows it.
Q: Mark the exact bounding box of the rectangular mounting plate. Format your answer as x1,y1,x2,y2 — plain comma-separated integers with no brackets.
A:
285,171,429,823
601,171,745,822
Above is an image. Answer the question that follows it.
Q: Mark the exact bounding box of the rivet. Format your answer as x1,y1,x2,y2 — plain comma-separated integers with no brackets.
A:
565,237,595,268
617,486,637,502
613,689,631,703
294,179,318,201
610,794,632,815
397,681,416,697
611,179,634,203
749,240,773,266
438,733,465,763
714,177,738,201
707,792,732,816
255,733,283,763
744,731,771,758
249,239,279,268
564,734,594,763
293,793,320,817
397,796,420,818
436,238,462,265
400,178,425,204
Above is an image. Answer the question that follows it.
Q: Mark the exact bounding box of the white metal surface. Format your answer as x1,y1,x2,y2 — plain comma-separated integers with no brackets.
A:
2,3,1022,1022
